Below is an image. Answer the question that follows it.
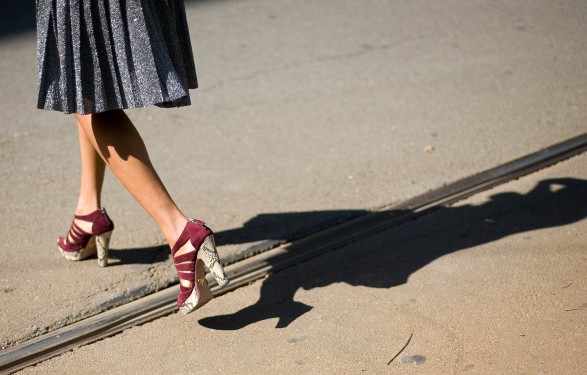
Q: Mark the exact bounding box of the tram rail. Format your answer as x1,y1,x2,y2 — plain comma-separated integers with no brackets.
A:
1,132,586,374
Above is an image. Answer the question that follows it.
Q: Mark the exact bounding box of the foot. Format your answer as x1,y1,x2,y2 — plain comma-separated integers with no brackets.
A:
57,208,114,264
171,219,229,314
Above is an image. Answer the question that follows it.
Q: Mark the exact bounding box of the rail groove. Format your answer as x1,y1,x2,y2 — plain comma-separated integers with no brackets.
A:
1,132,586,374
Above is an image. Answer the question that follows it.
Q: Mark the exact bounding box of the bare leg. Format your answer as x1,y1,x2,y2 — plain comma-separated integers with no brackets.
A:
74,110,188,248
71,109,228,301
61,123,109,241
75,123,106,216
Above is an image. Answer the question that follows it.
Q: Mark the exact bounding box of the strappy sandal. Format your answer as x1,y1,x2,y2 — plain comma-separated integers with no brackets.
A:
57,208,114,267
171,218,229,315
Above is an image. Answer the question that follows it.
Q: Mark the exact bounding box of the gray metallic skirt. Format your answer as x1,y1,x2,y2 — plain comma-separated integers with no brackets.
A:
36,0,198,115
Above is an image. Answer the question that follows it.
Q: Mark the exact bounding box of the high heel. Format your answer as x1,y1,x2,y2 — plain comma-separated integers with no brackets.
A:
171,218,229,315
57,208,114,267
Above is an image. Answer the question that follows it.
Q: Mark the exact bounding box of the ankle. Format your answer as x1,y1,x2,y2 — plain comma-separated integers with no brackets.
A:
164,215,190,248
75,206,101,216
75,198,101,216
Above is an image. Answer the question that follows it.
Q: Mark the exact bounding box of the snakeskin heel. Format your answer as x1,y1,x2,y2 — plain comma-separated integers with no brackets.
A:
171,219,229,315
57,208,114,267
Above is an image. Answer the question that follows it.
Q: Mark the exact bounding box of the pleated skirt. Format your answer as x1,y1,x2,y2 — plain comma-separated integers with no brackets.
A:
36,0,198,115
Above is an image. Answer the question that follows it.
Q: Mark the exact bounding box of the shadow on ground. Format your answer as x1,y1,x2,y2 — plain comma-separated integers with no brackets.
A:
105,209,368,266
0,1,35,39
198,177,587,330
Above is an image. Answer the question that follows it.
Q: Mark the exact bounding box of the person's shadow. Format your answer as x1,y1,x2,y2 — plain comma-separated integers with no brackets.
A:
198,177,587,330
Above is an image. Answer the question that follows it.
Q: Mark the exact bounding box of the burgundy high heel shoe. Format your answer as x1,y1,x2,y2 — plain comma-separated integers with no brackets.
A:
57,208,114,267
171,219,229,315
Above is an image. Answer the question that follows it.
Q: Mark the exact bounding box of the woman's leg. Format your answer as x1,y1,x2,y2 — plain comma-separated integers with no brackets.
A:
74,110,188,248
75,123,106,216
60,123,109,243
73,109,228,308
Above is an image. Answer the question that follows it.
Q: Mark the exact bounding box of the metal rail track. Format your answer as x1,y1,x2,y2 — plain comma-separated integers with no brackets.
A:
1,133,586,374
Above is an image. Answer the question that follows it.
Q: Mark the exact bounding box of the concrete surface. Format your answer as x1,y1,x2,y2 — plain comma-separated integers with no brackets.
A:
1,0,586,349
16,140,587,374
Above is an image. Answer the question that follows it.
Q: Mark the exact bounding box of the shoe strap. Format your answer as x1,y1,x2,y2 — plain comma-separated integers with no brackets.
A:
172,220,213,307
69,208,113,233
74,211,100,221
67,222,88,246
170,219,211,256
60,209,114,251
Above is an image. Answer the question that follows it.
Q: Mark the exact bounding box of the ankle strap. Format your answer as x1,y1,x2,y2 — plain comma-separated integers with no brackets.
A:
74,208,107,221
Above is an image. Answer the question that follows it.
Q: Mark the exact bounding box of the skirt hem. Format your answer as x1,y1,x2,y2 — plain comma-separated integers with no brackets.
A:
36,89,196,115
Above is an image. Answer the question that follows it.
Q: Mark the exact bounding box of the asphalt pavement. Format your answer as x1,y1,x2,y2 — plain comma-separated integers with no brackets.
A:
0,0,586,368
16,138,587,374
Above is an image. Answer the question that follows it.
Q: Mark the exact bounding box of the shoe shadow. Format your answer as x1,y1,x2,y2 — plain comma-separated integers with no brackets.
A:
107,244,170,266
198,177,587,330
